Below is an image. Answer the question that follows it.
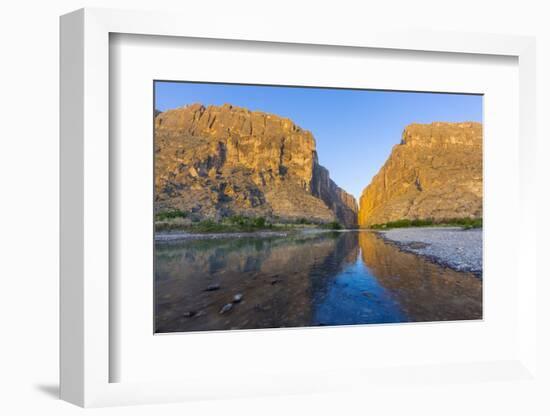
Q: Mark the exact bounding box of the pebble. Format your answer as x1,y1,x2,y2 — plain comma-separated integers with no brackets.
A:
205,283,221,291
233,293,243,303
379,227,482,275
219,303,233,314
182,311,196,318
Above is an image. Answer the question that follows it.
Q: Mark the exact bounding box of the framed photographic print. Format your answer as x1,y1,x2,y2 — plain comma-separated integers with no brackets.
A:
152,82,483,334
60,8,538,408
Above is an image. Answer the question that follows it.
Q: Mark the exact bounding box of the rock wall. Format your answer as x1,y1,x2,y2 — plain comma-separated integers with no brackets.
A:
155,103,358,227
311,163,358,228
358,122,482,227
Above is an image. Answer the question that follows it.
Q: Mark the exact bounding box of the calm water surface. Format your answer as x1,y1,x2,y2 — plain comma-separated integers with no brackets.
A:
155,231,482,333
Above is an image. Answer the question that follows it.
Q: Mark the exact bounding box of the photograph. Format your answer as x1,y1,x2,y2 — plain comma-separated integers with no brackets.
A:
4,0,541,412
153,81,483,333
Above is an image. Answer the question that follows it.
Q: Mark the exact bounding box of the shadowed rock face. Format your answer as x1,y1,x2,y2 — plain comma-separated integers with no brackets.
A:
155,103,358,227
358,122,482,226
311,163,358,228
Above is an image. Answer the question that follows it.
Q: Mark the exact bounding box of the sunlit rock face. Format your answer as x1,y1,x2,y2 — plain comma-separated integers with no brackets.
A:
155,103,358,227
358,122,482,227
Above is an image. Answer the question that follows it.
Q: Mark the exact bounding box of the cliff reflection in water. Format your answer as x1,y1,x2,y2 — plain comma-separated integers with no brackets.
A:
155,231,481,333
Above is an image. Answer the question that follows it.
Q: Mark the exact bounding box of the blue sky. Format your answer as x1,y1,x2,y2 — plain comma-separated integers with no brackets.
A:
155,81,482,199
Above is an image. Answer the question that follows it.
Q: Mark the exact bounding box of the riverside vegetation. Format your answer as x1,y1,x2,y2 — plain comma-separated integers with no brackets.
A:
369,217,482,230
155,210,343,233
154,102,483,332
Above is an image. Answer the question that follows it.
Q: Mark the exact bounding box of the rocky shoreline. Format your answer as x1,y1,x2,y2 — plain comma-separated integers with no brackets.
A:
376,227,482,277
155,230,290,243
155,227,358,243
156,227,483,277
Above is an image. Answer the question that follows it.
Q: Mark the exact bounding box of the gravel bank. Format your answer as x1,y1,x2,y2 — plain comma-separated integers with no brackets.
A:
377,227,482,276
155,230,289,242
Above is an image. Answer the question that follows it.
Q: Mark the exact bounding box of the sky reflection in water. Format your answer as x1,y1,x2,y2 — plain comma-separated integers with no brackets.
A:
312,251,407,326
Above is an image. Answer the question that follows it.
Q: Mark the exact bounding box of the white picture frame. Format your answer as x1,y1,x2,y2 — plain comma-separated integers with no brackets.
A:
60,7,538,407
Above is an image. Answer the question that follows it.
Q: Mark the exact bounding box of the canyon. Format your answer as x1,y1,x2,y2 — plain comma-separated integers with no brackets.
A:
156,105,482,229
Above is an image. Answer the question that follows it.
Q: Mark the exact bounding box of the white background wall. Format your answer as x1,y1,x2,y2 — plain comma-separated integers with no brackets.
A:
0,1,548,415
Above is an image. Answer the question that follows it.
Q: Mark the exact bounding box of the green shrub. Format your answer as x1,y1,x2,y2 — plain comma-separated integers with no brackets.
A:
228,215,247,226
321,221,342,230
254,217,266,228
369,217,482,230
183,216,273,233
332,222,343,230
461,218,483,229
155,209,188,221
194,220,226,233
411,218,434,227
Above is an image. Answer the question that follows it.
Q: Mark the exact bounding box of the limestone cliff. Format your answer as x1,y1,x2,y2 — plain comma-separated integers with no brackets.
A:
155,103,358,227
358,122,482,227
311,164,358,228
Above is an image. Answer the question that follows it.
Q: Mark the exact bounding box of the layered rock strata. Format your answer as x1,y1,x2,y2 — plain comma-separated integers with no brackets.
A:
155,103,358,227
358,122,482,227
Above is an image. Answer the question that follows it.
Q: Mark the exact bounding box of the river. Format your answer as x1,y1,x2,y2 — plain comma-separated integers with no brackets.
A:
155,230,482,333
